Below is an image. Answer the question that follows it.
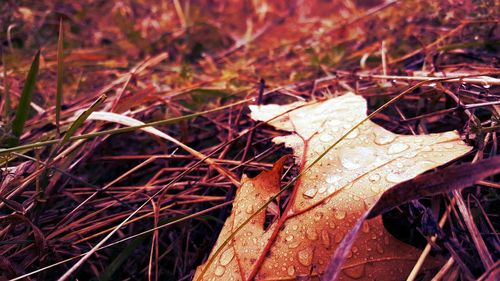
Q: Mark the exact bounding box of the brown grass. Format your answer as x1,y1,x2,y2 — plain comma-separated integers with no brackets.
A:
0,0,498,280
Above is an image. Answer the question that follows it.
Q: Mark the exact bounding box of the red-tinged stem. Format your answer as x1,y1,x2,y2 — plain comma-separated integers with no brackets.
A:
246,135,310,280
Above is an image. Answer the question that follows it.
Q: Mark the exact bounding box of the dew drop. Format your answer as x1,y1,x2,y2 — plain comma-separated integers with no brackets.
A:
297,248,313,266
313,145,325,154
370,184,380,193
318,186,327,194
328,119,342,126
245,204,254,214
368,173,380,182
321,229,331,247
306,228,318,241
346,249,353,258
327,185,339,195
219,248,235,266
334,232,344,243
288,240,301,249
421,145,432,152
376,244,385,254
343,264,366,279
313,212,323,222
319,133,334,143
386,160,435,183
361,221,370,233
388,142,409,154
287,266,296,276
340,146,377,170
214,265,225,277
303,188,318,199
403,151,418,159
326,174,341,184
374,133,396,145
292,225,299,231
444,143,454,149
386,171,406,183
285,235,294,242
334,210,347,220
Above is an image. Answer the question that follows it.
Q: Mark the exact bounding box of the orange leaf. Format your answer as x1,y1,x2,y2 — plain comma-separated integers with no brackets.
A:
195,93,471,280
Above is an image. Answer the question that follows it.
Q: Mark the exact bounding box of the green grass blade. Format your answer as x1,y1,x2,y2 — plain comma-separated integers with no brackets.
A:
55,18,64,136
58,94,107,149
7,50,40,147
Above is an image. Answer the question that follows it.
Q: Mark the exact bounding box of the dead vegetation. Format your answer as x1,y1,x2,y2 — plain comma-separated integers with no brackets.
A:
0,0,499,280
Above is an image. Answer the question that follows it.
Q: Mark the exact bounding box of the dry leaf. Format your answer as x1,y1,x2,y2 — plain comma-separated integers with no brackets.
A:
195,93,471,280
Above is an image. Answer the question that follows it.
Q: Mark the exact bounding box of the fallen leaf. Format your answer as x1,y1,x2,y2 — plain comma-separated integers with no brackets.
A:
195,93,472,280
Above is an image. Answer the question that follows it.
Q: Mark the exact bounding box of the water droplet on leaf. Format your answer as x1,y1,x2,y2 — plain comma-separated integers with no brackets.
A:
374,132,396,145
306,228,318,240
326,174,341,184
321,229,331,247
220,248,234,266
346,128,359,139
368,173,380,182
245,204,254,214
287,266,295,276
361,221,370,233
297,248,313,266
334,210,347,220
319,133,334,142
214,265,225,277
303,188,318,198
340,146,376,170
334,231,344,243
388,142,409,154
444,143,454,149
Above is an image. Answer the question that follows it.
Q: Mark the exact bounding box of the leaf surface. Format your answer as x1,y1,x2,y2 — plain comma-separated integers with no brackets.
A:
195,93,472,280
